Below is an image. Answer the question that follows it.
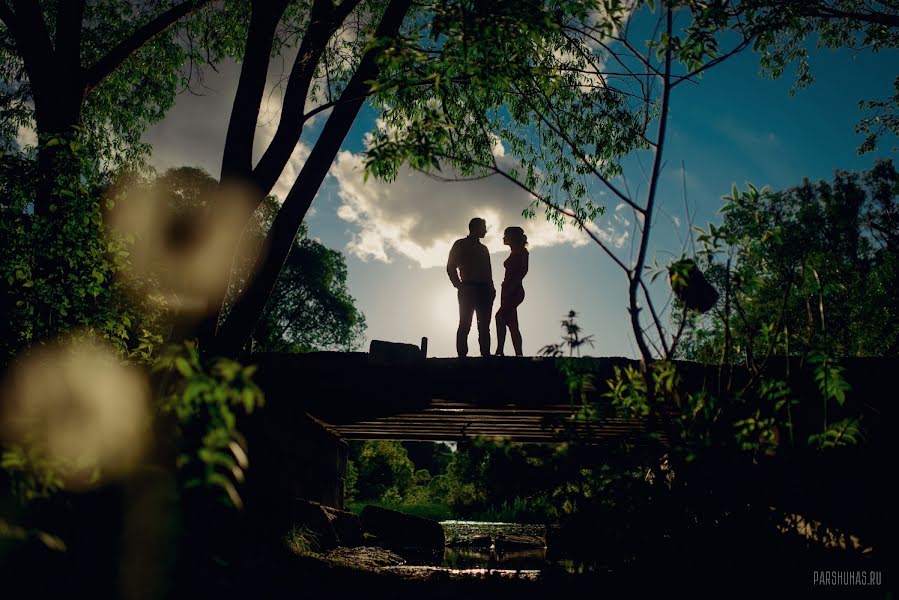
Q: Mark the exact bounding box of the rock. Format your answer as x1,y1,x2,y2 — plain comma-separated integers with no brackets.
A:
292,499,339,550
360,505,445,549
322,505,363,547
445,534,493,550
494,533,545,552
368,340,424,365
324,546,406,569
292,499,364,549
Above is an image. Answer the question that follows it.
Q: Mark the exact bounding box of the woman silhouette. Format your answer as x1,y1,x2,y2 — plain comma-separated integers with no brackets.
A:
495,226,528,356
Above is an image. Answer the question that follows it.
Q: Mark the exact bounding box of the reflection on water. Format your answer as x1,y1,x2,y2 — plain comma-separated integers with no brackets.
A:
443,546,546,570
382,565,542,580
390,521,548,575
443,521,546,571
384,520,602,577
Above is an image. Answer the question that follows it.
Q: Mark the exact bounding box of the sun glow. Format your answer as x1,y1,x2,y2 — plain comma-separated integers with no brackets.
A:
432,286,459,324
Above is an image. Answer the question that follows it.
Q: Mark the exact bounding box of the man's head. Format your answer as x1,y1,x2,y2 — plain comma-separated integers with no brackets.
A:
468,217,487,238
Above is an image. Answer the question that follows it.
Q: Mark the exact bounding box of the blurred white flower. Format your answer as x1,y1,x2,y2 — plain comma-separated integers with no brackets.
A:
105,179,262,317
0,334,152,490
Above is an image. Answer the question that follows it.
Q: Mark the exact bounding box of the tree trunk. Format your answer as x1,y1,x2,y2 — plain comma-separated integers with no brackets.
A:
219,0,291,185
212,0,413,357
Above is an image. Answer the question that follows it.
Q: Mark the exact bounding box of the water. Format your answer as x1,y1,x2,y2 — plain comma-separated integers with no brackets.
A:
383,521,547,576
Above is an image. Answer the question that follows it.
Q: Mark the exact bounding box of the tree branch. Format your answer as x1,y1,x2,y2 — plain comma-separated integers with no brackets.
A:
252,0,364,194
213,0,413,356
512,80,645,214
806,3,899,28
670,37,753,90
220,0,291,182
628,7,673,363
639,277,670,356
83,0,214,94
451,154,633,274
8,0,55,95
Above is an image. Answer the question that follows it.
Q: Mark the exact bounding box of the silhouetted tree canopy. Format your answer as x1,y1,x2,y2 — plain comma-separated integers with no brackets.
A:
154,166,366,353
681,160,899,363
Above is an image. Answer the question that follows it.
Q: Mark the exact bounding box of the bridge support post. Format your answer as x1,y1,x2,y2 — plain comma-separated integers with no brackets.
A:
241,410,349,547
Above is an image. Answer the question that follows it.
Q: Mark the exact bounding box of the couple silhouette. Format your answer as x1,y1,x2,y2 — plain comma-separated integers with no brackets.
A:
446,217,529,357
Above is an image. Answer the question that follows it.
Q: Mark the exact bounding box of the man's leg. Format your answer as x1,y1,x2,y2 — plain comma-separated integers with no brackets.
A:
456,286,475,357
475,286,494,357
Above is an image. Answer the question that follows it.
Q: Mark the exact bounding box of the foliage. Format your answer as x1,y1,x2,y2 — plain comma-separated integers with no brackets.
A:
539,310,596,358
0,138,166,367
251,226,367,352
347,438,616,522
366,0,641,227
603,353,859,466
0,1,229,167
347,440,415,502
0,443,67,503
689,0,899,154
154,342,264,508
857,75,899,154
284,524,321,555
144,166,367,352
348,500,454,522
682,161,899,364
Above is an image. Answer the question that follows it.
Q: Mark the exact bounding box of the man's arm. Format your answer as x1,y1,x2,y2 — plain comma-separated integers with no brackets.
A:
446,241,461,288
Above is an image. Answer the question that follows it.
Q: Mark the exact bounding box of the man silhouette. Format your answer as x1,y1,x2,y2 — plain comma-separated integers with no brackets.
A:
447,217,495,357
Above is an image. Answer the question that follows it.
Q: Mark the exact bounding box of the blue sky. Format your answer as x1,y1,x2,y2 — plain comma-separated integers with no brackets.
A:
143,22,899,359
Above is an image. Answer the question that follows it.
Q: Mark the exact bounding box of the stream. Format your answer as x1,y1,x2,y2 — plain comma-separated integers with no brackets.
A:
382,521,551,578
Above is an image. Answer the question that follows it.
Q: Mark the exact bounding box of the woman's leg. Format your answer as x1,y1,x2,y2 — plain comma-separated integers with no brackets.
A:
494,307,507,355
508,307,523,356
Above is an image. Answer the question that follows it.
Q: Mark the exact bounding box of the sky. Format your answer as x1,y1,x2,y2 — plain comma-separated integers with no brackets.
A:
141,14,899,359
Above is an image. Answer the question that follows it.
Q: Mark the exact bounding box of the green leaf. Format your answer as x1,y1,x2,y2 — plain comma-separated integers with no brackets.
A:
174,357,193,377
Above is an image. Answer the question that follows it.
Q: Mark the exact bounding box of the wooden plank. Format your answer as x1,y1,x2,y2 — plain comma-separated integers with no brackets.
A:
336,431,660,443
336,419,647,429
332,426,648,436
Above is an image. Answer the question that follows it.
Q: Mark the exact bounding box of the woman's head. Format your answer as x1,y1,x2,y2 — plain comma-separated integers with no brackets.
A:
503,226,527,248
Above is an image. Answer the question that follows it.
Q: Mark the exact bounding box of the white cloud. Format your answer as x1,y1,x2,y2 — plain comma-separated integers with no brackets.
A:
252,116,310,202
16,125,36,149
145,57,311,200
330,150,629,268
715,116,782,152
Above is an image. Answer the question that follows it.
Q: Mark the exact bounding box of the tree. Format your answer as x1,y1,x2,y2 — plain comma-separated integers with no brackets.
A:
2,1,626,359
202,0,413,355
152,166,367,353
368,1,748,362
368,0,899,362
0,0,219,208
0,1,224,348
362,1,888,522
348,440,414,501
251,227,367,353
682,160,899,364
208,0,599,356
691,1,899,154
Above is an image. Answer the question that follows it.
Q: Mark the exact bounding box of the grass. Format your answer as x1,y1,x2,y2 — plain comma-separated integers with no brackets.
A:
348,496,554,524
283,525,321,555
470,497,555,524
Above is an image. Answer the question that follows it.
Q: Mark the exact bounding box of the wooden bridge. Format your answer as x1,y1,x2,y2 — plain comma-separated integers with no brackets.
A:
252,346,677,445
246,347,896,537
